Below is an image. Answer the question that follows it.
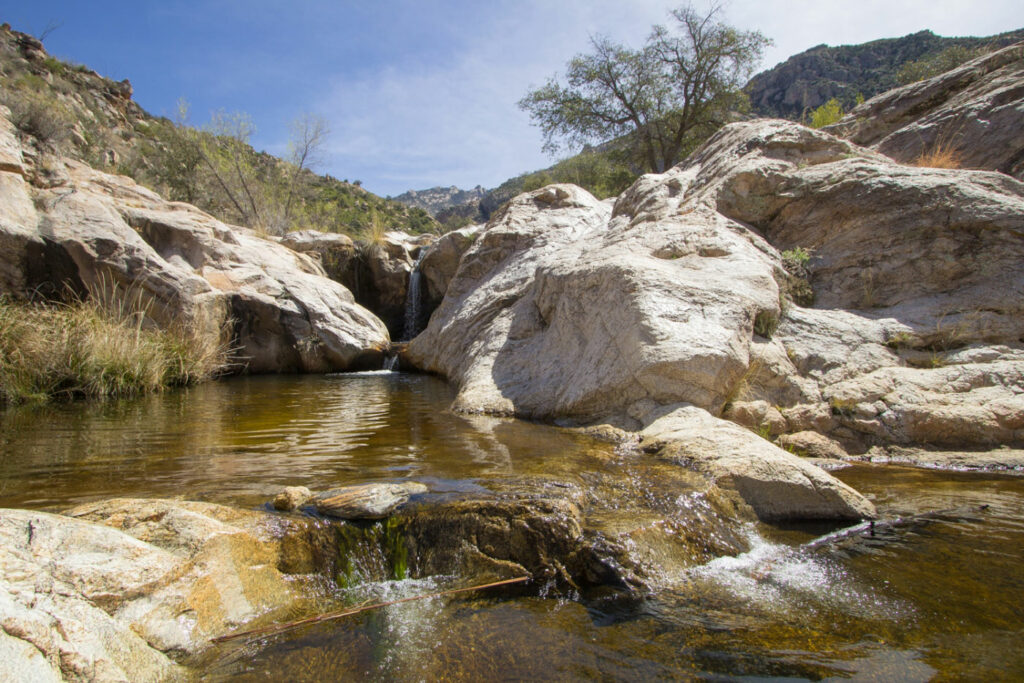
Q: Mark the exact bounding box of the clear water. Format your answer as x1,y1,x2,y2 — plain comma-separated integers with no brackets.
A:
2,373,1023,680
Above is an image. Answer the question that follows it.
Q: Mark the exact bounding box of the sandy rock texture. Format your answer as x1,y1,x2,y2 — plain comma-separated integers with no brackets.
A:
0,499,322,682
0,106,389,373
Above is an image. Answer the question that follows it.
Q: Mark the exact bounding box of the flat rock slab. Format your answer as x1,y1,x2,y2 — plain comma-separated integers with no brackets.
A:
315,482,428,519
861,446,1024,472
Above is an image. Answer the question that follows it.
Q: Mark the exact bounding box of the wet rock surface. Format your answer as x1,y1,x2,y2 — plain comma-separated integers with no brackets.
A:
640,405,876,521
273,485,314,511
315,482,428,519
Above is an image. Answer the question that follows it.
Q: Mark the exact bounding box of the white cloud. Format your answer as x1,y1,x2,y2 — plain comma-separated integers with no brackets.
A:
311,0,1024,196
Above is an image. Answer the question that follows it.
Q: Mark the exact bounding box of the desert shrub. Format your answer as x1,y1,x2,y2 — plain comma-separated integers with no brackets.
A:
781,247,811,265
753,310,779,338
913,141,962,169
41,55,66,76
0,87,74,146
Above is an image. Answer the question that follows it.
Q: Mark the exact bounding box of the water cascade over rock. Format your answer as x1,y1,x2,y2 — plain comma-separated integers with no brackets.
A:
401,249,427,340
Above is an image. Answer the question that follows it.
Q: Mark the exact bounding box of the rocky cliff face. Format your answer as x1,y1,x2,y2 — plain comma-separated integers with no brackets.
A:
828,42,1024,180
746,29,1024,120
0,105,390,373
281,229,435,338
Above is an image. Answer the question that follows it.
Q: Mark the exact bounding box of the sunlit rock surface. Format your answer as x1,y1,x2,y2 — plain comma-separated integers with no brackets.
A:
829,41,1024,180
0,499,315,682
408,118,1023,510
0,105,389,373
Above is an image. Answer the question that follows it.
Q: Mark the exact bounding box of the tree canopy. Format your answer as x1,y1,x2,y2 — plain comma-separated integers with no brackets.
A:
519,4,770,173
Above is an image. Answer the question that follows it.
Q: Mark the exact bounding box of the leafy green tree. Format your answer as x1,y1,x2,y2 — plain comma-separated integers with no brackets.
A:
809,98,844,128
519,3,770,173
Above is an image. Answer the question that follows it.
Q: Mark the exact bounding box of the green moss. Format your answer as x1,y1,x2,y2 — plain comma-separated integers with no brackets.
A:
753,310,779,339
384,517,408,580
331,517,410,585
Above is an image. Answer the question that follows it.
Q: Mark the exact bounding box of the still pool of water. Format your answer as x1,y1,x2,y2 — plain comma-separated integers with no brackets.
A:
3,372,1023,680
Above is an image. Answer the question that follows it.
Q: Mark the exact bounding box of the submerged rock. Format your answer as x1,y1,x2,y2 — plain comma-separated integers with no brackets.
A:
315,482,428,519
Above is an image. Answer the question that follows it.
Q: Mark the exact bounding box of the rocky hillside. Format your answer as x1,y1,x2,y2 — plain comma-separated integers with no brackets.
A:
392,184,487,216
0,102,391,374
746,28,1024,120
0,24,437,237
828,42,1024,180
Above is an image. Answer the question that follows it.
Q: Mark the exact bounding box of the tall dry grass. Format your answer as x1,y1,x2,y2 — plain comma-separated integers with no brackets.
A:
913,141,963,169
0,295,230,405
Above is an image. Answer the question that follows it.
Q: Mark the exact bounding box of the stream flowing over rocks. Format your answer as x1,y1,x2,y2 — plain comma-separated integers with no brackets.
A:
407,117,1023,513
2,40,1024,680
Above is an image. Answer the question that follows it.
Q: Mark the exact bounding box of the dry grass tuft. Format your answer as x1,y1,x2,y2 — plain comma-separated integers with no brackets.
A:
0,294,231,406
913,142,963,169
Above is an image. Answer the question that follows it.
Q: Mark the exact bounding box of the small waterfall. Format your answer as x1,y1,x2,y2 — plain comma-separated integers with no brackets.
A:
400,250,427,341
383,354,399,371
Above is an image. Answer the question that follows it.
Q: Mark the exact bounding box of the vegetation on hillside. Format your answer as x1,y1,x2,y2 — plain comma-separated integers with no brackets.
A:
895,45,987,84
0,26,437,239
519,3,769,174
745,28,1024,120
0,296,230,405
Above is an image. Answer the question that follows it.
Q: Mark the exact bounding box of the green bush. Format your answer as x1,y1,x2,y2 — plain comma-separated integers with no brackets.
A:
809,99,844,128
0,87,74,146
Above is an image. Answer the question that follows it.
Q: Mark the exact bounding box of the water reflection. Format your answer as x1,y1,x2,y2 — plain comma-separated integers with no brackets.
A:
4,377,1024,679
0,373,616,509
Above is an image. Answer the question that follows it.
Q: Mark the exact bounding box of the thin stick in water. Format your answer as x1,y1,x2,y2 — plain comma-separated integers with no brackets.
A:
210,574,531,644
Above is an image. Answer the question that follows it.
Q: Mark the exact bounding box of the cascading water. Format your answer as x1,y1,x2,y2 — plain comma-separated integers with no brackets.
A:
400,250,427,341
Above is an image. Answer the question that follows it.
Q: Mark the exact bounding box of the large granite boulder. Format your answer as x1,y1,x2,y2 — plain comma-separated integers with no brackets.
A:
407,182,779,419
407,117,1023,492
418,224,481,313
828,42,1024,180
0,106,389,373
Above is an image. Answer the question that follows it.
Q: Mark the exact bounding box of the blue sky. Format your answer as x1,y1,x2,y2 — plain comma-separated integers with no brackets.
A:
3,1,1022,197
